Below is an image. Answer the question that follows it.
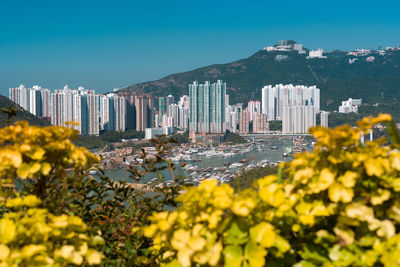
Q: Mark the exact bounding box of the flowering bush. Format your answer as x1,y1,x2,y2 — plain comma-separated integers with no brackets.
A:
0,117,186,266
0,119,103,266
144,114,400,266
0,120,99,202
0,195,104,266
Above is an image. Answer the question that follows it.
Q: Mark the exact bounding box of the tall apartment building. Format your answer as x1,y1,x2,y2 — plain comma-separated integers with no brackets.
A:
320,111,329,127
253,113,268,133
99,93,126,132
159,97,166,116
239,110,250,134
282,105,316,134
189,80,226,133
261,84,320,121
133,95,154,131
179,95,190,108
166,95,174,114
177,95,190,130
260,84,319,134
40,87,51,119
100,95,113,131
85,91,99,135
9,85,28,110
49,86,100,135
9,84,130,135
49,87,73,131
226,104,242,133
9,85,51,118
118,93,155,132
247,100,261,121
168,103,179,128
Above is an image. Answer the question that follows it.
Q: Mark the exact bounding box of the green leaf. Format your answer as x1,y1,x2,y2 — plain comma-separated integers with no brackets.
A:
223,245,242,267
386,120,400,146
160,259,182,267
299,245,329,264
277,165,283,184
328,245,356,265
249,222,275,248
293,260,317,267
244,242,267,267
224,222,248,246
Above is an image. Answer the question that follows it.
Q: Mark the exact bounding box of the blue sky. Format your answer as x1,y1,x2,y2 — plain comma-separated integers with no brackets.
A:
1,0,399,96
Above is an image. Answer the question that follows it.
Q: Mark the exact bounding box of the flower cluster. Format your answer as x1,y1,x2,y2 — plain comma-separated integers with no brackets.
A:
144,181,289,266
0,195,104,266
0,121,98,183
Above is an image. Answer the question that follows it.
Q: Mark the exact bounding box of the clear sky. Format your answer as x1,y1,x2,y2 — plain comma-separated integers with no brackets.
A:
1,0,399,96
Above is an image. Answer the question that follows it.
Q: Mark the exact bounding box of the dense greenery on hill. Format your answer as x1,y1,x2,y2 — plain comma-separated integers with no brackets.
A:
120,43,400,117
328,102,400,128
74,129,145,150
170,131,189,144
269,120,282,131
0,95,51,127
223,131,246,144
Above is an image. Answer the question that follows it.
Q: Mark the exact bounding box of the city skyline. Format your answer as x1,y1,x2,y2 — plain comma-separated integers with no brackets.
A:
8,81,328,135
1,0,400,97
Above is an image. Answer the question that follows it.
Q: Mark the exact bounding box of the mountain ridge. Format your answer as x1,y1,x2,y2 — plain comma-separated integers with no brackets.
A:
119,43,400,111
0,95,51,127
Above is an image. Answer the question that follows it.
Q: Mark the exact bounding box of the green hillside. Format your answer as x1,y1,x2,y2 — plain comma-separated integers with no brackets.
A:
0,95,51,127
120,44,400,116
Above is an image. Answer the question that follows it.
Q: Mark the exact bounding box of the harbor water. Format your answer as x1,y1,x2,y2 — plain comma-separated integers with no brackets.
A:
102,137,296,183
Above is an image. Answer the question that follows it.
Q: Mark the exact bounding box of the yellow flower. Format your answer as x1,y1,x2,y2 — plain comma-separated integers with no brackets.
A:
0,244,10,261
259,183,285,207
364,158,384,177
171,229,191,250
339,171,358,188
231,197,256,217
0,219,16,244
250,222,276,248
22,195,42,207
371,189,391,206
293,168,314,183
85,249,103,265
328,183,354,203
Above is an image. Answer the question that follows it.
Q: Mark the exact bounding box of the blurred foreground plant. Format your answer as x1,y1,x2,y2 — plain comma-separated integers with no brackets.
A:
0,110,186,266
0,195,103,266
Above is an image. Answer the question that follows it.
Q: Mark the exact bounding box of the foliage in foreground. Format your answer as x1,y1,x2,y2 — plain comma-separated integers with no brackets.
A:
3,108,400,266
0,120,104,266
144,114,400,266
0,115,185,266
0,195,103,266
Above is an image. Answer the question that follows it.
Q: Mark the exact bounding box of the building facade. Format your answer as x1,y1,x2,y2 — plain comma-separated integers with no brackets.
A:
320,111,329,127
338,98,362,114
189,80,226,133
261,84,320,122
239,110,250,134
253,113,268,133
